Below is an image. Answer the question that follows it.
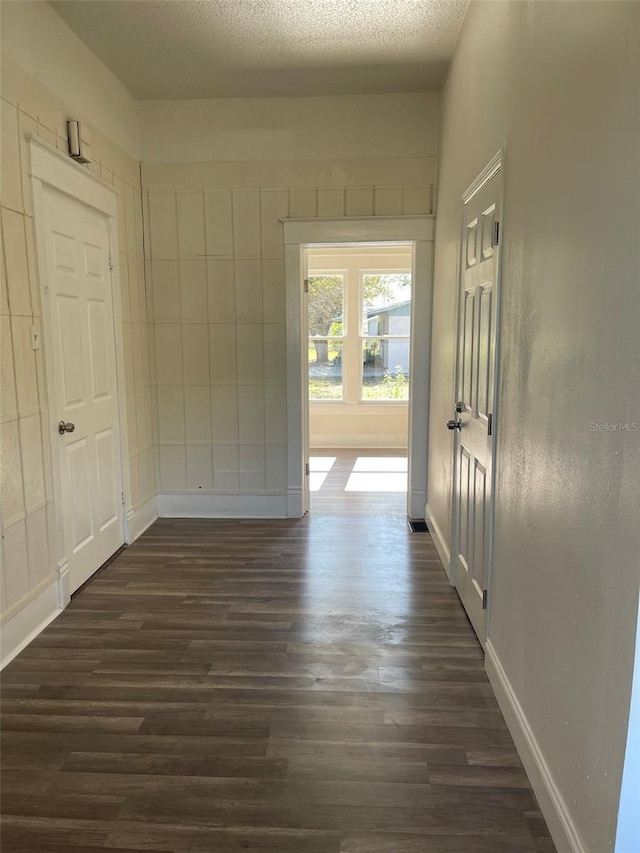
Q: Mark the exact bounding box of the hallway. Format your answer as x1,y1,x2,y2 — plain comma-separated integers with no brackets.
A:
0,516,554,852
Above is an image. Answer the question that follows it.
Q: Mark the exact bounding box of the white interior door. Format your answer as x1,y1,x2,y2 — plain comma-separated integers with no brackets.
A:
43,187,124,594
450,167,502,645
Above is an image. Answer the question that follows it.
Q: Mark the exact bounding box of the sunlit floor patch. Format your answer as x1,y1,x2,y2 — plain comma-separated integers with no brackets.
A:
309,472,329,491
309,456,337,472
345,471,408,492
352,456,408,473
310,450,408,514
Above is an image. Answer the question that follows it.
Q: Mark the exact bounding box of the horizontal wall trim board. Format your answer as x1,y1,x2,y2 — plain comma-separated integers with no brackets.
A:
126,497,158,544
485,641,587,853
30,136,117,217
0,576,62,669
157,494,288,518
425,503,451,582
283,214,434,244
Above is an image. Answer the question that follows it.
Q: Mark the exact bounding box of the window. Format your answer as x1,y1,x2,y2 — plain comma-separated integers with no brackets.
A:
361,273,411,400
308,266,412,403
308,274,345,400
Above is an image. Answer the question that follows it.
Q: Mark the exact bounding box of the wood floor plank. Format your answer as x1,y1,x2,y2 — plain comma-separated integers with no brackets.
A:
0,480,555,852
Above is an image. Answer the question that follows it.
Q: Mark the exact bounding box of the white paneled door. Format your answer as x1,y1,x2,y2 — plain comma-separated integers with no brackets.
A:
450,165,502,646
43,187,124,594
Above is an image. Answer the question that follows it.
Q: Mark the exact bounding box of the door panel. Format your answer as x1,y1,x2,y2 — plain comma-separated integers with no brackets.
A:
481,204,496,260
43,187,123,593
68,438,93,550
58,296,85,406
472,460,487,593
452,169,501,645
95,428,118,530
458,447,471,564
87,300,110,399
477,284,493,421
52,230,76,270
466,218,478,267
83,241,103,278
461,292,475,414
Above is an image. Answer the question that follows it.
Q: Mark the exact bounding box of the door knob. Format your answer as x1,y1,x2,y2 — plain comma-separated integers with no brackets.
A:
58,421,75,435
446,419,462,431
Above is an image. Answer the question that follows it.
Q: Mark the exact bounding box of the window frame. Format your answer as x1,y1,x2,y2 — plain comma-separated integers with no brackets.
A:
307,268,348,403
358,268,412,403
307,264,412,405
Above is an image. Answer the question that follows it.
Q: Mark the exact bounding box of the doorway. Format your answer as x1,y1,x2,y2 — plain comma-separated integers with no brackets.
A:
282,215,435,520
450,154,503,645
31,138,126,598
306,244,412,515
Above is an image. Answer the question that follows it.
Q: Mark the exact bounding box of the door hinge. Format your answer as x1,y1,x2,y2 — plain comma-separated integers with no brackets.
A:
487,413,493,436
305,462,310,476
493,221,500,246
108,253,114,271
121,491,125,506
304,278,309,294
482,589,488,610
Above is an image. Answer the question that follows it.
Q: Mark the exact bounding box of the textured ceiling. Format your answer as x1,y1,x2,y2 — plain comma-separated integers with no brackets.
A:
50,0,468,99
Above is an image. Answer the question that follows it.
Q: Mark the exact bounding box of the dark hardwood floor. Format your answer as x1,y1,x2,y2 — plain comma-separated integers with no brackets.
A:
1,514,555,852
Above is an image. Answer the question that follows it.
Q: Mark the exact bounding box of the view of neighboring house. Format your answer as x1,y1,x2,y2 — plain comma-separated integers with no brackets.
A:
364,299,411,378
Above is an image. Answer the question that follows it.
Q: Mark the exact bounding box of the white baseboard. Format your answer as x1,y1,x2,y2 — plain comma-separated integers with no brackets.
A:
485,640,586,853
287,487,304,518
310,436,408,449
425,502,451,581
157,493,288,518
126,496,158,543
0,574,62,669
1,496,158,670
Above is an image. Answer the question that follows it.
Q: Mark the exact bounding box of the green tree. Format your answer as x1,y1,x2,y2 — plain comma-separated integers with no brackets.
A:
308,275,343,365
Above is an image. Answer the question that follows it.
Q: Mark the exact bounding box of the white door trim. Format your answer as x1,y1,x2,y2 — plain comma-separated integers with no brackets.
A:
463,151,503,204
282,215,435,518
29,136,129,607
450,150,505,635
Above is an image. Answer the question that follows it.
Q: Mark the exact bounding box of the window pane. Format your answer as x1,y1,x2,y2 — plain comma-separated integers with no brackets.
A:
309,340,343,400
362,338,409,400
362,273,412,336
308,275,344,338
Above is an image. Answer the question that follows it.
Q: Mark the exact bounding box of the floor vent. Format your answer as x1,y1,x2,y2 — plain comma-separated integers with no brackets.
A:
408,519,429,533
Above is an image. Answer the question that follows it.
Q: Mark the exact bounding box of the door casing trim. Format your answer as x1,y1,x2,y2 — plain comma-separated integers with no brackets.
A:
282,215,435,518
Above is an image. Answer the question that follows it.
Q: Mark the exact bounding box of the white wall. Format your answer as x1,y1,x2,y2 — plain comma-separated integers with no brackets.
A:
429,2,640,851
2,0,140,160
0,0,153,660
141,95,438,514
140,93,437,163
